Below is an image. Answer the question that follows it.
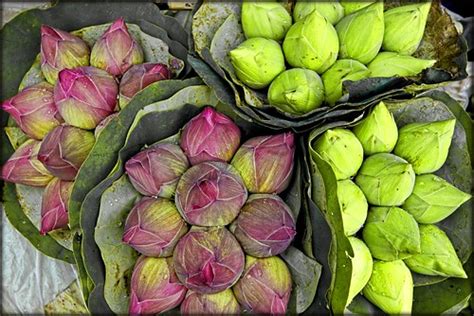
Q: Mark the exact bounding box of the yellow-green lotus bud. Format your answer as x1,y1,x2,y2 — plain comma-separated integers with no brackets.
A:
347,237,373,306
394,119,455,174
363,207,420,261
352,101,398,155
241,1,292,41
340,1,375,15
283,10,339,74
293,1,344,25
267,68,324,115
229,38,285,89
322,59,370,106
355,153,415,206
313,129,363,180
404,224,467,278
403,174,471,224
337,180,368,236
383,2,431,55
336,2,384,64
363,260,413,314
368,52,437,77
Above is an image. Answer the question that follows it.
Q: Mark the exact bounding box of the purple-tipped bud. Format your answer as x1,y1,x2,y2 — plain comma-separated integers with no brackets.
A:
173,226,245,294
125,144,189,198
180,107,241,165
175,161,248,226
38,125,95,181
54,66,118,130
230,194,296,257
180,289,241,315
40,178,73,235
122,197,188,257
40,25,90,84
129,256,187,315
91,18,144,76
1,139,53,186
231,132,295,194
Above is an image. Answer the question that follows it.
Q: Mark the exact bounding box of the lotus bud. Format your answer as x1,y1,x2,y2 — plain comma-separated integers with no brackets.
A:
119,63,171,109
125,144,189,198
283,10,339,73
180,289,240,315
231,132,295,194
122,197,188,257
340,1,375,15
233,256,292,314
362,207,420,261
173,226,245,294
180,107,241,165
129,256,187,314
337,180,368,236
368,52,437,78
335,2,384,64
293,1,344,25
363,260,413,314
268,68,324,115
394,119,455,174
403,174,471,224
230,194,296,257
90,18,144,76
38,125,95,181
383,2,431,55
241,1,292,41
312,129,363,180
40,178,73,235
322,59,370,106
347,237,373,306
94,112,119,138
353,101,398,155
404,224,467,278
40,25,90,84
229,38,285,89
1,139,53,186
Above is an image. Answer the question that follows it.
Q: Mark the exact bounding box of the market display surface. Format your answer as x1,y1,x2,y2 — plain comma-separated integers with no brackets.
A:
0,0,472,314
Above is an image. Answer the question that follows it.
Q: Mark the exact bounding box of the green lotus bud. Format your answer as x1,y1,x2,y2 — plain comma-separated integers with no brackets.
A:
337,180,368,236
394,119,455,175
241,1,292,41
283,10,339,73
229,38,285,89
404,224,467,278
368,52,437,77
362,207,420,261
180,289,240,315
267,68,324,115
383,2,431,55
340,1,375,15
293,1,344,25
335,2,384,64
312,129,363,180
347,237,373,306
352,101,398,155
321,59,370,106
403,174,471,224
355,153,415,206
363,260,413,314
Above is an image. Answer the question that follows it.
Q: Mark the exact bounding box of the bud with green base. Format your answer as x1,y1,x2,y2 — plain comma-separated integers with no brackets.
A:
337,180,368,236
180,289,240,315
293,1,344,25
346,237,373,306
241,1,292,41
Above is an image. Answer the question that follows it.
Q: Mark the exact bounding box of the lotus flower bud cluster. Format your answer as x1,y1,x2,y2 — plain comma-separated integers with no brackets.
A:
40,178,73,235
241,1,292,41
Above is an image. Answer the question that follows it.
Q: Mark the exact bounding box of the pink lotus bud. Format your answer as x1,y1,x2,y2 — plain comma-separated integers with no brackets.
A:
180,289,241,315
40,25,90,84
40,178,73,235
91,18,144,76
180,107,241,165
54,66,118,130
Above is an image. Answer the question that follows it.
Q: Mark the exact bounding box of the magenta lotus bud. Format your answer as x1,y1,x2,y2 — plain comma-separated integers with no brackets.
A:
180,107,241,165
54,66,118,130
230,194,296,257
94,112,119,138
125,143,189,198
91,18,144,76
122,197,188,257
129,256,187,315
231,132,295,194
180,289,241,315
40,25,90,84
40,178,73,235
119,63,171,108
1,82,63,140
173,226,245,294
38,125,95,181
175,161,248,226
1,139,53,186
